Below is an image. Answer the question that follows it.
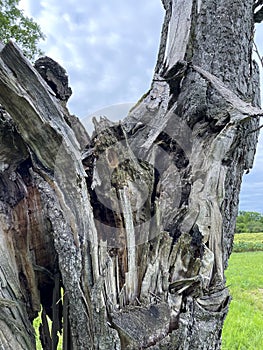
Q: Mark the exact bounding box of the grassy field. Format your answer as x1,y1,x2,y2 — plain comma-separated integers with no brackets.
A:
233,232,263,252
222,251,263,349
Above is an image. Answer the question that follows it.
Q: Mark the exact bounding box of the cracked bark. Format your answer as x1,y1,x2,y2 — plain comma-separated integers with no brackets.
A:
0,0,261,349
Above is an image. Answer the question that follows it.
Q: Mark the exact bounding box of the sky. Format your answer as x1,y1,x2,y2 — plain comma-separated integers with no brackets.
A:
19,0,263,213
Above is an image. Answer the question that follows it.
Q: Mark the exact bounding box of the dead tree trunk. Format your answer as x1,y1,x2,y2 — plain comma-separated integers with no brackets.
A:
0,1,262,349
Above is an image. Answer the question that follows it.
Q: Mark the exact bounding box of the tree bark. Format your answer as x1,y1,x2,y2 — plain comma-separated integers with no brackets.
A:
0,1,261,349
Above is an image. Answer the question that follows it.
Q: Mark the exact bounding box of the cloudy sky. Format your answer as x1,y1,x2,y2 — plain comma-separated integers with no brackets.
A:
19,0,263,213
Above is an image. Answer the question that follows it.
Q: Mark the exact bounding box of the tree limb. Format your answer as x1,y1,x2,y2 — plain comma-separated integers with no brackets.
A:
253,41,263,68
248,123,263,134
254,6,263,22
192,64,263,118
253,0,263,11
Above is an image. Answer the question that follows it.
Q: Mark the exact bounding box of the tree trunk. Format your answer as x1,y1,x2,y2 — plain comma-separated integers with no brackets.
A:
0,1,261,349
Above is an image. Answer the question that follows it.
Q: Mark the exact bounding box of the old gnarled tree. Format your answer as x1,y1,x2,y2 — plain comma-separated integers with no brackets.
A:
0,1,262,349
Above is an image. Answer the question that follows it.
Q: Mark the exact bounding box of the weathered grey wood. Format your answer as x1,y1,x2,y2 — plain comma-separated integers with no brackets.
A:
0,222,36,349
0,0,261,349
40,310,52,350
51,273,61,350
0,42,96,349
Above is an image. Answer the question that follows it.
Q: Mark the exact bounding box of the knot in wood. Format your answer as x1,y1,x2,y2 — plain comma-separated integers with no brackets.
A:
34,56,72,101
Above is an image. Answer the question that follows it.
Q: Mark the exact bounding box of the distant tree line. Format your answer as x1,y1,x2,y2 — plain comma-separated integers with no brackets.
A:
236,211,263,233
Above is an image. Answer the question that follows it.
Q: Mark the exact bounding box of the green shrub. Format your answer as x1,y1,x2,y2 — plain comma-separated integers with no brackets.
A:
233,232,263,252
233,241,263,252
236,212,263,233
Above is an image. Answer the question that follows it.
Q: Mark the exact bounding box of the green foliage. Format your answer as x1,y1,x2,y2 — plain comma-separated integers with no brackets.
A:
33,310,62,350
33,312,42,350
236,211,263,233
233,241,263,252
233,232,263,252
222,251,263,349
0,0,45,60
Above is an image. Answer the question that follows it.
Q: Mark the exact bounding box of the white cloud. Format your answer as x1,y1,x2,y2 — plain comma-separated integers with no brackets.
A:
19,0,31,15
240,131,263,212
24,0,163,118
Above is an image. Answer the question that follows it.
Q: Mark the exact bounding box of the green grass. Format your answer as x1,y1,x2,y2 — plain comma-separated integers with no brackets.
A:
233,232,263,252
234,232,263,241
33,310,62,350
222,251,263,349
33,313,42,350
